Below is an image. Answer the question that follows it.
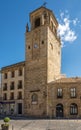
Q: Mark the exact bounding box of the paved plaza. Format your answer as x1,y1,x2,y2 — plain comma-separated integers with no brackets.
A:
0,118,81,130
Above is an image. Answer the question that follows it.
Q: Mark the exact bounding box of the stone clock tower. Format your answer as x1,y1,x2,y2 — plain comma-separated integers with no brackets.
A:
24,6,61,117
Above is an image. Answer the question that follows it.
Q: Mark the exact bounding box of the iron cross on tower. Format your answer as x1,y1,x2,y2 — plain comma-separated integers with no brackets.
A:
43,1,47,7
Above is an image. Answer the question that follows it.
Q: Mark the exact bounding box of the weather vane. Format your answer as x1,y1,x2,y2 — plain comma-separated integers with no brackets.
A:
42,0,47,7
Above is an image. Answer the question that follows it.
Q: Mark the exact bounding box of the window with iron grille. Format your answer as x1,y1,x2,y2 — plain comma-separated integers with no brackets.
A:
10,82,15,90
3,83,7,91
18,69,22,76
18,80,22,89
11,71,15,78
70,88,76,98
3,93,7,100
4,73,7,79
70,103,78,115
18,91,22,99
10,92,14,100
57,88,63,98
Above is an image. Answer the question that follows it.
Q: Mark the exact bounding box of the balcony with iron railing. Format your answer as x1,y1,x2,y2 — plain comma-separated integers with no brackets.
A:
57,95,63,99
3,86,7,91
10,85,14,90
3,96,7,100
18,84,22,89
10,96,14,100
17,95,22,100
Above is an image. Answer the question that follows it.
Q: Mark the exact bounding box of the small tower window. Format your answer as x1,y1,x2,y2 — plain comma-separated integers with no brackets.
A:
35,18,40,28
28,45,30,49
44,13,47,19
4,73,7,79
42,40,44,44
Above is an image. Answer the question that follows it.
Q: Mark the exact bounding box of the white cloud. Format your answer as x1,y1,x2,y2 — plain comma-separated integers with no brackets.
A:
64,30,77,42
60,12,64,19
72,18,80,26
57,11,78,46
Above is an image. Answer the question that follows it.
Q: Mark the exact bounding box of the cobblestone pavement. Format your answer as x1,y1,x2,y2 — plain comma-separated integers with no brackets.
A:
0,119,81,130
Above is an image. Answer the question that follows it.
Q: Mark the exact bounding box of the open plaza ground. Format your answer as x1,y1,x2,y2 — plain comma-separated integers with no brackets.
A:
0,118,81,130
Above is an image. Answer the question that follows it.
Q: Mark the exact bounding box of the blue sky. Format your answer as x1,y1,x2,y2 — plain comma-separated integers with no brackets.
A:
0,0,81,77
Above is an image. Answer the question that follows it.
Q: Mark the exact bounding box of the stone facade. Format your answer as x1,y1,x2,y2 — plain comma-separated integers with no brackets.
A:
47,78,81,118
24,7,62,117
0,6,81,118
0,61,25,116
24,6,81,118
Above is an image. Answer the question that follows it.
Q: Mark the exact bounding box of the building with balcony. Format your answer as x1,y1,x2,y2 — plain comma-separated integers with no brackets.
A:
1,61,25,116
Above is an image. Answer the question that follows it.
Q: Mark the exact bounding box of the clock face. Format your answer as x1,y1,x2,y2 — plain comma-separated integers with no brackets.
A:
34,44,38,48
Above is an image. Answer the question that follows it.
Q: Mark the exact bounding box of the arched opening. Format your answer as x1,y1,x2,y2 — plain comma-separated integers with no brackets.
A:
31,93,38,104
70,103,78,115
56,104,64,118
35,17,40,28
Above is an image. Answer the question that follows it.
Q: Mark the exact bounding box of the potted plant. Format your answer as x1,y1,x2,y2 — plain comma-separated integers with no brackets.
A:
1,117,10,130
